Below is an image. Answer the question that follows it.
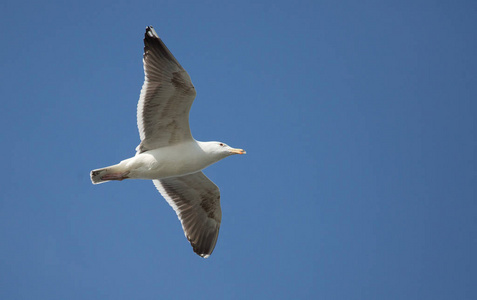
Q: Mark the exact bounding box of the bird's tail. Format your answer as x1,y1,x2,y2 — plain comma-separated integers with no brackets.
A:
90,164,129,184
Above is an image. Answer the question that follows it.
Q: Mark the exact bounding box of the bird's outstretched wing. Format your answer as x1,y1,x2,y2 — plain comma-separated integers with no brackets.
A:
153,172,222,258
136,26,196,153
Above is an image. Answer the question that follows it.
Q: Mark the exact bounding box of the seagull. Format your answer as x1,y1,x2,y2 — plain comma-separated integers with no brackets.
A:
91,26,245,258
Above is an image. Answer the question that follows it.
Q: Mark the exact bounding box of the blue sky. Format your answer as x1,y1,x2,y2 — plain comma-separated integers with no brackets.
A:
1,0,476,299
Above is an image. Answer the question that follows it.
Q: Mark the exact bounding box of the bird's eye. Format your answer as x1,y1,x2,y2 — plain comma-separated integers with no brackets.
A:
219,143,224,146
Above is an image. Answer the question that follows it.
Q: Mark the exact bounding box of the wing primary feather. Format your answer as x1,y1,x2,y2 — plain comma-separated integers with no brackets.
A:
136,26,196,153
152,172,221,258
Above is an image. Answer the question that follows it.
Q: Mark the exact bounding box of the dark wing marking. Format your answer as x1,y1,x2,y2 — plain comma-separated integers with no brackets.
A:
153,172,222,258
136,26,196,153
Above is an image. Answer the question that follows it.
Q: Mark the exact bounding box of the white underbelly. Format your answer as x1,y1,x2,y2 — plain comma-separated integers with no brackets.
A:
120,144,209,180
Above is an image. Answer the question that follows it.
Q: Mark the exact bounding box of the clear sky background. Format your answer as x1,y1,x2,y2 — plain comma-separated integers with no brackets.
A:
1,0,476,299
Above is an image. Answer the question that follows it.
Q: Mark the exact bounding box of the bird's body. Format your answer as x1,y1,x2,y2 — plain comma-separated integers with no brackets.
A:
90,26,245,258
91,141,234,182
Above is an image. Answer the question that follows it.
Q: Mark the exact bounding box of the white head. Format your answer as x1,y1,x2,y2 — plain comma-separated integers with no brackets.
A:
201,141,246,160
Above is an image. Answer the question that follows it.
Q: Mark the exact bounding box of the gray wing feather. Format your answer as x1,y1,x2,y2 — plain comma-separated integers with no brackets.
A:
153,172,222,258
137,26,196,153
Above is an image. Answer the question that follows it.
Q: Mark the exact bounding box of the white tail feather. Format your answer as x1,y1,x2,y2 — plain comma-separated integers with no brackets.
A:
90,163,128,184
90,167,111,184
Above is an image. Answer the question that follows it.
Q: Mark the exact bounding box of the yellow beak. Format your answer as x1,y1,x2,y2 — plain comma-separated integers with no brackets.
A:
229,148,246,155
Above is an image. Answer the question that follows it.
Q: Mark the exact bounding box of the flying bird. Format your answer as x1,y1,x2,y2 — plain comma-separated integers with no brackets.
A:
91,26,245,258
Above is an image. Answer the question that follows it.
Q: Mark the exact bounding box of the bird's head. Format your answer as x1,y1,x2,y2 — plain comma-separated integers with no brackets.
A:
205,141,246,159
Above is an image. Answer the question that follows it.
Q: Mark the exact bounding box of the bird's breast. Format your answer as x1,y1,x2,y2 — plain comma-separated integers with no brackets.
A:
122,143,210,180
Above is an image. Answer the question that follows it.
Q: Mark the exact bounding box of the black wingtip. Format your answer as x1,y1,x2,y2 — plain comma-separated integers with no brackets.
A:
190,239,212,258
189,229,219,259
145,25,158,39
195,249,212,259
